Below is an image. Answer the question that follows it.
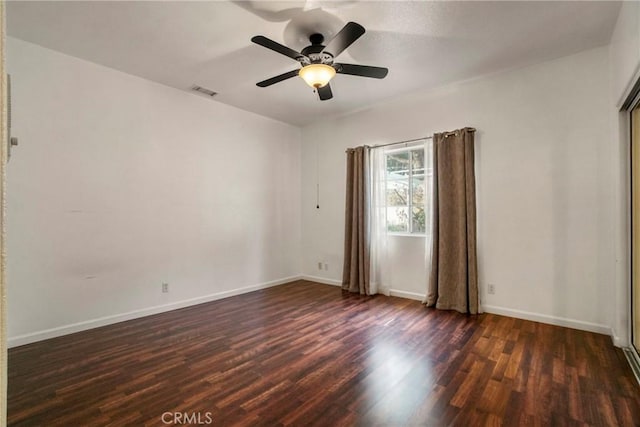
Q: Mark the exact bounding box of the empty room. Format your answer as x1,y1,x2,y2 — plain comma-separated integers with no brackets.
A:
1,0,640,425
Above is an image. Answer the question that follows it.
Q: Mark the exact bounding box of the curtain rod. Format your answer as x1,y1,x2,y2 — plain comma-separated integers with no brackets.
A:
345,136,430,153
371,136,431,149
345,128,476,152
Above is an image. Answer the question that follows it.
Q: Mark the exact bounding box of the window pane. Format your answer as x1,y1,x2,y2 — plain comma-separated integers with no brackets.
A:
411,149,425,175
412,177,425,205
386,179,409,206
387,207,409,232
386,152,410,178
412,206,426,233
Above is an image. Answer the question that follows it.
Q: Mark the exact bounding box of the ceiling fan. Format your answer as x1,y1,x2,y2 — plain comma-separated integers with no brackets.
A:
251,21,388,101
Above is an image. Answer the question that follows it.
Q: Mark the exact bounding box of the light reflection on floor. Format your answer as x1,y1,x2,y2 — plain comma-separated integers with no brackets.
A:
360,330,438,420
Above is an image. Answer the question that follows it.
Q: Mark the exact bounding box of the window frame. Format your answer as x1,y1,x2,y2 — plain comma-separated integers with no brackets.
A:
383,143,427,236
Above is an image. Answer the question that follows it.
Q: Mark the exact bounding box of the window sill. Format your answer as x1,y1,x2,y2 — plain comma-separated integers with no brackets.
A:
387,233,428,238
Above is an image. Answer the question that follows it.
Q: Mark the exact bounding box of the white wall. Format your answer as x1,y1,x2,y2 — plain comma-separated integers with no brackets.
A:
610,1,640,106
608,1,640,346
301,46,614,334
7,23,631,346
6,38,302,346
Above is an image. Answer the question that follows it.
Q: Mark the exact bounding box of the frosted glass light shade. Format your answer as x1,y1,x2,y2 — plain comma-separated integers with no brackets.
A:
299,64,336,88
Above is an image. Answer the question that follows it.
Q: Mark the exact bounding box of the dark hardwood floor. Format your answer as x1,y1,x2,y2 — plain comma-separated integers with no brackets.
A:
8,280,640,426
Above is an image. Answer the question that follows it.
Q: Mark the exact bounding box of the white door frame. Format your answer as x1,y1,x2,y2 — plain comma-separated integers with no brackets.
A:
0,0,8,424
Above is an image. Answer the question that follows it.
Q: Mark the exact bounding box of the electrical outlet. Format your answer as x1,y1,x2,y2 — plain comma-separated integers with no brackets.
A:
162,283,169,293
318,262,323,270
323,263,329,270
488,284,495,295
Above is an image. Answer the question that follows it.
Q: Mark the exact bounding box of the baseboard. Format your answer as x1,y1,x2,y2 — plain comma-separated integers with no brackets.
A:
8,275,302,348
12,279,614,348
388,288,425,302
483,305,610,336
302,279,424,303
612,330,629,348
301,275,341,287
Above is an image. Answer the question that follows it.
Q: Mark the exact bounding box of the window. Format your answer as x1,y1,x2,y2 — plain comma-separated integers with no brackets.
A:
384,144,428,234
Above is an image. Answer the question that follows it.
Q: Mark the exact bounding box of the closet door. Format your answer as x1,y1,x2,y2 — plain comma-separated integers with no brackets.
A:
632,106,640,351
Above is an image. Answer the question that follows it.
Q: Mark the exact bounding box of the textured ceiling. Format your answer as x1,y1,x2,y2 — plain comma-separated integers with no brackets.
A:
7,1,621,126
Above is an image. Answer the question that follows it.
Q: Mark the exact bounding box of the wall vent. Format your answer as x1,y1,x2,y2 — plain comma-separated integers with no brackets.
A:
191,85,217,97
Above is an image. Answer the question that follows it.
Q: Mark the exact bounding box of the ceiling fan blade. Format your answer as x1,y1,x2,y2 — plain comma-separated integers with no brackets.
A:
251,35,307,61
335,63,389,79
317,83,333,101
321,22,365,58
256,70,300,87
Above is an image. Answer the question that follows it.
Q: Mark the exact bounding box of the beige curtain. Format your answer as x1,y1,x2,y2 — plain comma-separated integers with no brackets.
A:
426,128,478,314
342,146,371,295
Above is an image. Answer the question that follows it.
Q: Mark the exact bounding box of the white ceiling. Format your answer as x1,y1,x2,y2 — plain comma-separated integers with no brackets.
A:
7,1,621,127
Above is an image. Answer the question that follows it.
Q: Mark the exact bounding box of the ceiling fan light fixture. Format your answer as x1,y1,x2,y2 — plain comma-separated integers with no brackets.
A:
299,64,336,89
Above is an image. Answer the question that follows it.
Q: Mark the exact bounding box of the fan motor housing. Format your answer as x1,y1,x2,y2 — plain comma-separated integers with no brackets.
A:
300,52,334,66
301,44,325,56
300,33,334,64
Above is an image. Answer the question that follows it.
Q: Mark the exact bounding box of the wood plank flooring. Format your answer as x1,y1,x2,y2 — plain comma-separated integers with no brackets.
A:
8,280,640,426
